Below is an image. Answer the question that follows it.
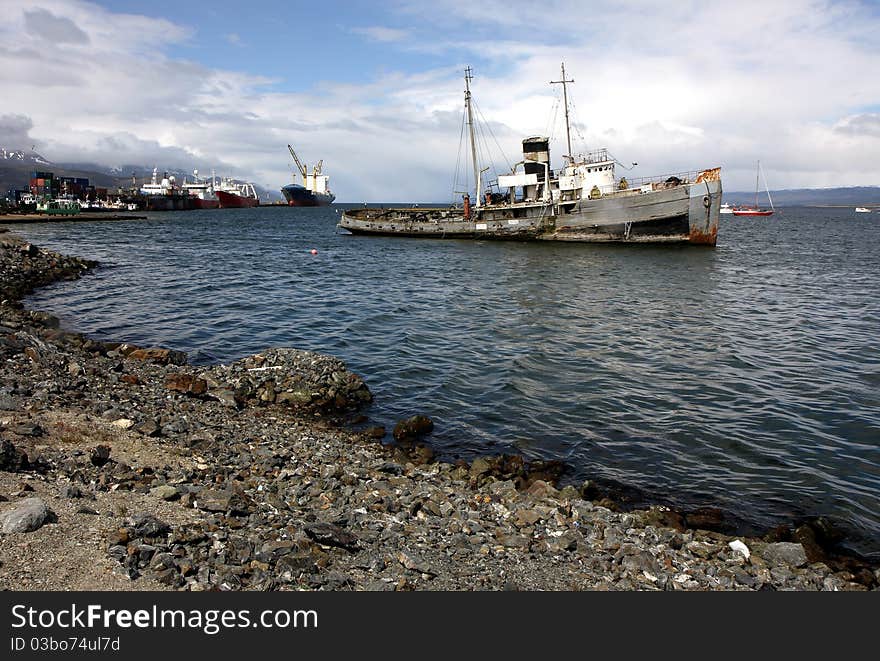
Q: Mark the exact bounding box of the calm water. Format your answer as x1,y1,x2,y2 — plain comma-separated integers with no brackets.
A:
15,205,880,557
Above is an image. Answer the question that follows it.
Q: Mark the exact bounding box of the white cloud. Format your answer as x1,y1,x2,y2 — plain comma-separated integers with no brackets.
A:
0,0,878,199
350,26,410,42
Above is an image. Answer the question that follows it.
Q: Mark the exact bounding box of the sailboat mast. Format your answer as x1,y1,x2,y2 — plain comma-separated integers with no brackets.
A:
755,160,760,209
760,162,775,210
464,67,479,202
550,62,575,161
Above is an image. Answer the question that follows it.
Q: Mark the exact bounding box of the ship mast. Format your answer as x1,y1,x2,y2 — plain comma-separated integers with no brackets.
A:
464,67,479,204
550,62,575,162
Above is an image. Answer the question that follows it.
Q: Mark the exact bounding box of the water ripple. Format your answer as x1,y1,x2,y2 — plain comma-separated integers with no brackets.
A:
18,205,880,557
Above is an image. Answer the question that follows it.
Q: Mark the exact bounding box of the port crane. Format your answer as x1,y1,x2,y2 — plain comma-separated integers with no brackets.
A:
287,144,307,182
288,144,325,184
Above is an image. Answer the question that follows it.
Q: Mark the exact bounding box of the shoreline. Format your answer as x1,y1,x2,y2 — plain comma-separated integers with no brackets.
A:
0,229,877,590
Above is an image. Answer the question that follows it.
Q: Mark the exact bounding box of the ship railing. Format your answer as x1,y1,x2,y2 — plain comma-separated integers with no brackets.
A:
624,170,705,188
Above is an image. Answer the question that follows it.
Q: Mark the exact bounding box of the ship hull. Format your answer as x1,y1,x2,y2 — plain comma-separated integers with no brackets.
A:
216,190,259,208
190,197,220,210
281,184,335,207
731,209,773,216
339,176,721,246
144,194,191,211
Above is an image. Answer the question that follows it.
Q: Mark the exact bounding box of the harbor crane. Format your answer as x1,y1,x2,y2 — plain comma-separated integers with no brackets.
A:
287,144,307,181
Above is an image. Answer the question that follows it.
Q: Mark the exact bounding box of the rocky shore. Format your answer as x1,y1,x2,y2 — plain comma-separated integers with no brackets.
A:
0,231,877,591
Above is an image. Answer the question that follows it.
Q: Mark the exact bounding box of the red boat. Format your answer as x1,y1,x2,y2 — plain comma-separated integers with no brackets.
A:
216,180,259,208
182,170,220,209
731,207,774,216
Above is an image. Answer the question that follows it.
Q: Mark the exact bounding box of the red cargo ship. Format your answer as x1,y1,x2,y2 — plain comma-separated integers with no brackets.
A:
216,180,259,208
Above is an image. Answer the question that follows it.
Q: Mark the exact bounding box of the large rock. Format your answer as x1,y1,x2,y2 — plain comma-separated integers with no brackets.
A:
195,488,252,515
393,415,434,442
199,348,372,414
760,542,808,568
165,373,208,396
128,348,187,366
304,522,359,551
0,439,28,472
0,497,52,533
126,513,171,539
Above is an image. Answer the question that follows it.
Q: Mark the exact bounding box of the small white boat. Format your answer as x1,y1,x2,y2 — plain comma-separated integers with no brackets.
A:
855,207,871,213
720,203,733,214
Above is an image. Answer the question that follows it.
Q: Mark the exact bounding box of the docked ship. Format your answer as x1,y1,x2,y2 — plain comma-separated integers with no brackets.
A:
140,168,191,211
216,178,259,208
281,144,335,206
182,169,219,209
339,65,721,245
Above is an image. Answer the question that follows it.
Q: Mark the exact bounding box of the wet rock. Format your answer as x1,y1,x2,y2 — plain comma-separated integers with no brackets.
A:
128,348,187,366
393,415,434,442
200,348,371,414
30,311,59,328
760,542,808,568
165,373,208,396
525,480,558,499
378,461,404,475
685,507,726,532
470,457,492,479
0,497,52,533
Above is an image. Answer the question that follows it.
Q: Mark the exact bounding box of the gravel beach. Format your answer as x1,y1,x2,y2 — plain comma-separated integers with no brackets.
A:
0,229,877,591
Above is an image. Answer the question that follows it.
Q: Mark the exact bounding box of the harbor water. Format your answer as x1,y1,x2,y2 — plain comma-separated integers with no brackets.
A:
16,205,880,558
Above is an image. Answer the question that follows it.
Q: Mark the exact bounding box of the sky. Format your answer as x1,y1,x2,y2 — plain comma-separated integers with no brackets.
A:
0,0,878,201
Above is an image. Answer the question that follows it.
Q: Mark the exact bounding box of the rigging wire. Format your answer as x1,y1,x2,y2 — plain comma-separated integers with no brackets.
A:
451,97,468,205
544,88,562,149
471,98,513,191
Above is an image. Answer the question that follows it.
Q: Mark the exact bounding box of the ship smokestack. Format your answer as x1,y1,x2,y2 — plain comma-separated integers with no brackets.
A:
522,136,549,201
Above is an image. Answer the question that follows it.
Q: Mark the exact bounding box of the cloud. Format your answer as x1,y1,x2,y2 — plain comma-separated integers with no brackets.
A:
23,7,89,45
225,32,242,46
0,0,878,198
834,113,880,137
350,26,410,42
0,114,36,149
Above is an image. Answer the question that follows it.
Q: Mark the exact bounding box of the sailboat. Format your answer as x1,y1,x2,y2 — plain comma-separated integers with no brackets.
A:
731,161,774,216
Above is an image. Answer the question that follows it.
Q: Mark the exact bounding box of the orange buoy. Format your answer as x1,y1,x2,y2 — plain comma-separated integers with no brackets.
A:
310,249,318,255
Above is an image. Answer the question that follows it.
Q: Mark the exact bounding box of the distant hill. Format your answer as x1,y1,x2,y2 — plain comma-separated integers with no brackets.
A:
724,186,880,207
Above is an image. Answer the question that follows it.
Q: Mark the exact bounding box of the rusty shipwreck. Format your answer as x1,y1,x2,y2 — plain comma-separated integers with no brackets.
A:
339,65,721,246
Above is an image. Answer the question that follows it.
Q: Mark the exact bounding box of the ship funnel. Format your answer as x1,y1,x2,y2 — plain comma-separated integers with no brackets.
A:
522,136,550,182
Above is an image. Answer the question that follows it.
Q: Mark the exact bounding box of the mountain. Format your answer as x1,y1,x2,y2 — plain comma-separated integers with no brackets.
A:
724,186,880,207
